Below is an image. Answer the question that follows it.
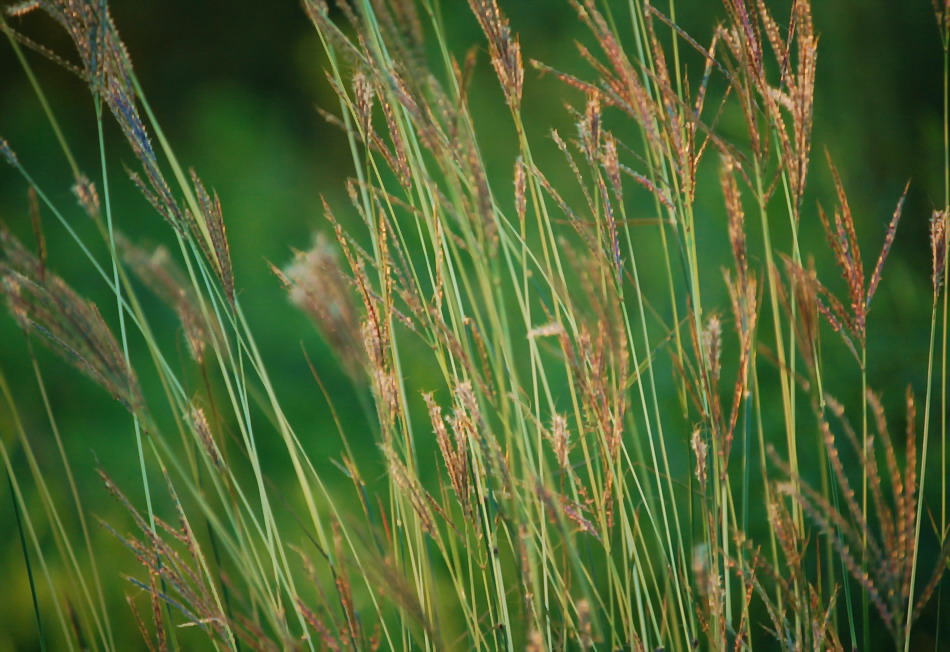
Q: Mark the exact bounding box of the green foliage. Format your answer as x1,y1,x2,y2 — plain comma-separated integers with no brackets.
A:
1,1,949,650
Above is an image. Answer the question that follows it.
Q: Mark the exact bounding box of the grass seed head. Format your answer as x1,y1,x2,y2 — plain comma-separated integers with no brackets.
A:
71,175,101,219
6,1,40,17
514,157,527,222
702,315,722,386
931,208,948,294
691,427,708,488
190,406,222,470
547,414,572,471
467,0,523,110
282,233,364,381
1,228,143,412
0,137,18,166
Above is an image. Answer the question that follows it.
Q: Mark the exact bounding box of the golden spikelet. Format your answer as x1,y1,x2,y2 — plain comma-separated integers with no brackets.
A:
424,392,470,517
467,0,523,110
5,1,40,17
691,427,708,487
190,406,222,471
72,174,101,219
353,71,375,140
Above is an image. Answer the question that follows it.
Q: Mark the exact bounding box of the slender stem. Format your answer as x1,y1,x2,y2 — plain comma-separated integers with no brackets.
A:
860,346,870,649
8,472,47,652
936,30,949,652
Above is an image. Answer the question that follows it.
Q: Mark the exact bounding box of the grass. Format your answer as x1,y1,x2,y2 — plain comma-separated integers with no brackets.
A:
1,0,949,649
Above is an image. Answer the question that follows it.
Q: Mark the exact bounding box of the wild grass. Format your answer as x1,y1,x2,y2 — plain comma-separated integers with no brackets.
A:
1,0,949,649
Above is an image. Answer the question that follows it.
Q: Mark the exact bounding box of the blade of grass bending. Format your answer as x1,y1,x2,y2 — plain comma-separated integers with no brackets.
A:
905,302,941,650
0,391,73,649
28,340,115,649
7,470,47,652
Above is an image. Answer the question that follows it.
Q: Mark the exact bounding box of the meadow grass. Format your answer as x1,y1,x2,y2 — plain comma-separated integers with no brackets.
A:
1,0,949,649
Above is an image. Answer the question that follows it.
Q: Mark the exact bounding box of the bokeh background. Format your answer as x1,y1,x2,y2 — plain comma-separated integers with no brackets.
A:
0,1,946,649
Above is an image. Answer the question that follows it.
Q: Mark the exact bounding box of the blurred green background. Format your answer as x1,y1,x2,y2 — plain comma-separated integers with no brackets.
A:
0,1,946,649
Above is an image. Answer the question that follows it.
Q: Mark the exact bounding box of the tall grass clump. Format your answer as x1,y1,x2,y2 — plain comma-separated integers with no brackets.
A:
1,0,949,649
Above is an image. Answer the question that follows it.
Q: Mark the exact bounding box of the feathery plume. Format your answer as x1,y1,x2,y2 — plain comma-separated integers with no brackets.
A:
189,170,234,308
279,233,364,382
1,227,142,412
467,0,523,110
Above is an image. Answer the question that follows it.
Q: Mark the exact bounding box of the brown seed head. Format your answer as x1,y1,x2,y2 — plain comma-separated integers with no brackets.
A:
6,1,40,17
691,427,708,487
190,406,222,470
601,132,622,201
467,0,523,110
425,392,470,515
514,157,527,223
72,175,101,219
353,71,375,139
1,229,142,412
581,93,601,163
547,414,571,470
702,315,722,386
931,209,948,294
720,156,747,278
